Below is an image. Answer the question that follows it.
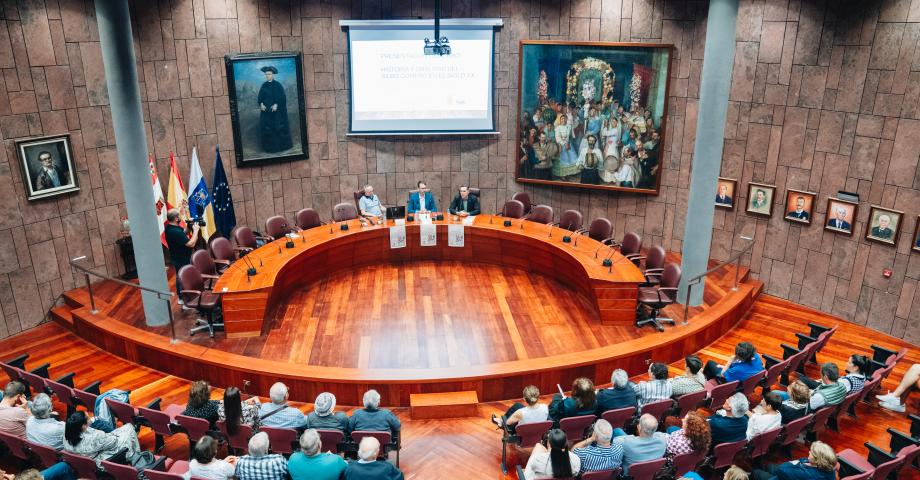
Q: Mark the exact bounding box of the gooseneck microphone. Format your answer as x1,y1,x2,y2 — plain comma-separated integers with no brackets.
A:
242,254,257,277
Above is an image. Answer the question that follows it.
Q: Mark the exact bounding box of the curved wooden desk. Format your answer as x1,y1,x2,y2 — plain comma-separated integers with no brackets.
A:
214,215,646,337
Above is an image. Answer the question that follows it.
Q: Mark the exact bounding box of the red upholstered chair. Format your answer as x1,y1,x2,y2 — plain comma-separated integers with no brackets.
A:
137,403,183,453
0,429,28,460
332,202,358,222
579,217,615,244
217,420,253,455
261,426,298,455
636,263,680,331
233,226,271,253
708,439,749,470
627,457,667,480
837,443,917,480
208,237,235,270
528,204,554,224
316,429,345,454
558,414,596,442
672,452,705,478
748,427,782,460
350,431,399,466
104,397,138,428
501,420,552,474
706,380,741,411
638,399,672,425
468,188,480,198
551,209,583,231
265,215,294,240
25,439,60,468
178,265,223,338
601,406,636,430
777,413,812,456
581,468,620,480
512,192,534,215
191,250,220,289
642,245,666,284
19,368,50,396
62,450,102,479
619,232,643,265
809,405,835,440
500,199,525,219
295,208,324,230
760,358,788,395
828,391,860,431
174,414,212,457
838,471,873,480
740,370,767,396
676,390,708,418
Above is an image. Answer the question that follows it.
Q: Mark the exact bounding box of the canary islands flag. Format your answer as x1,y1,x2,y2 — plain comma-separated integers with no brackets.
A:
187,147,217,240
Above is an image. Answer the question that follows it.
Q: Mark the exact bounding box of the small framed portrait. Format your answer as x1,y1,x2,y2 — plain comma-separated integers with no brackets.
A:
225,51,309,167
824,197,858,235
715,177,737,210
865,205,903,246
912,216,920,253
745,183,776,217
15,135,79,201
783,189,816,225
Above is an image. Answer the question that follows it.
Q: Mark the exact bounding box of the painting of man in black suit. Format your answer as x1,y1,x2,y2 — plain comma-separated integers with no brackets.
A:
16,135,79,201
257,66,293,153
34,150,69,191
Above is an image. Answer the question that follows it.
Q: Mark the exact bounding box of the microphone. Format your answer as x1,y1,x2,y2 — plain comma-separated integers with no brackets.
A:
548,223,554,238
242,254,257,277
520,216,525,229
329,219,335,234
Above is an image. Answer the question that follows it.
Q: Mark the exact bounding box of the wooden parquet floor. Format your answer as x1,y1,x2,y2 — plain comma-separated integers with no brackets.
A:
4,294,919,479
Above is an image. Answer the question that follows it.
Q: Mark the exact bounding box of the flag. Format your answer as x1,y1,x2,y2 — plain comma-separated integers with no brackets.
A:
211,147,236,237
149,156,168,246
166,152,188,229
187,147,217,240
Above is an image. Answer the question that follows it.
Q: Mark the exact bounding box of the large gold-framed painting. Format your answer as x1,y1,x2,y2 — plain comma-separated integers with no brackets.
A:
516,41,673,194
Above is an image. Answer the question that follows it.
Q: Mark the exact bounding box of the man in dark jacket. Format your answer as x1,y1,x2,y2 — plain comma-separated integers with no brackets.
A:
596,369,638,414
257,65,292,153
344,437,403,480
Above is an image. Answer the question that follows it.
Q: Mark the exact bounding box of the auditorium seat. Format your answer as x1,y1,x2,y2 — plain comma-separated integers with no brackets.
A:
500,199,525,219
636,263,679,331
62,450,104,479
626,457,667,480
351,430,399,466
501,420,552,474
740,370,766,396
672,451,704,478
601,406,636,430
642,245,666,284
217,420,253,455
190,250,221,289
104,397,139,428
173,414,213,458
0,429,28,460
828,391,860,431
550,209,583,231
777,413,813,456
527,204,553,224
748,426,782,460
759,357,789,395
705,380,740,411
580,468,620,480
638,398,671,425
511,192,534,215
24,439,59,468
333,202,359,222
178,265,223,338
708,438,748,470
837,443,918,479
295,208,324,230
316,429,345,454
261,426,298,455
137,403,184,453
102,457,188,480
265,215,294,240
558,414,595,442
676,390,708,418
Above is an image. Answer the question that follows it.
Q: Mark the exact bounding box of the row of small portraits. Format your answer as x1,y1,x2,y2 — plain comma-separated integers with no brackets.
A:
714,177,919,250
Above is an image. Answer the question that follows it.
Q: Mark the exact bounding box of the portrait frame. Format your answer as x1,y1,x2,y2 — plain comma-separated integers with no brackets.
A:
715,177,737,210
515,40,674,195
15,134,79,201
225,51,309,167
783,189,816,225
912,216,920,253
864,205,903,246
745,183,776,218
824,197,859,236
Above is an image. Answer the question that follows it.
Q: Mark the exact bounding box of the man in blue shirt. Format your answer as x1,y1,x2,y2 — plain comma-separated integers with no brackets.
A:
258,382,307,429
288,429,346,480
406,180,437,214
612,414,667,473
709,393,749,445
357,185,383,223
704,341,764,383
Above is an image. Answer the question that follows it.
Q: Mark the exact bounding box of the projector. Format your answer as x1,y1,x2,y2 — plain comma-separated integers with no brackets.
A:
424,37,451,55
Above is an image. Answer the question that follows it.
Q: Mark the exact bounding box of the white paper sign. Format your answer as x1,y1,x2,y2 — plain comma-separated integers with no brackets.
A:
420,223,437,246
418,213,433,224
462,215,476,226
395,218,406,226
448,224,465,247
389,225,407,249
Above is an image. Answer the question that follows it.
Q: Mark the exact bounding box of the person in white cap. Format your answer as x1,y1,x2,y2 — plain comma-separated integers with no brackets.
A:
305,392,348,432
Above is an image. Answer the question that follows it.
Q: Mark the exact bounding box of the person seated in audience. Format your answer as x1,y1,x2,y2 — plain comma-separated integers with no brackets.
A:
492,385,548,430
182,380,220,425
571,419,623,472
358,184,384,223
0,381,28,437
670,355,707,397
797,354,868,395
407,180,437,214
634,362,672,408
348,389,401,436
708,393,750,445
778,380,810,424
258,382,307,429
877,363,920,412
682,464,748,480
11,464,76,480
751,440,836,480
745,392,782,440
218,386,261,431
704,342,764,383
596,369,638,414
665,412,711,460
612,413,668,472
550,377,597,421
288,429,347,480
305,392,348,432
63,411,141,467
235,432,288,480
343,436,404,480
523,428,580,480
26,393,64,449
448,185,481,217
804,363,847,411
184,435,237,480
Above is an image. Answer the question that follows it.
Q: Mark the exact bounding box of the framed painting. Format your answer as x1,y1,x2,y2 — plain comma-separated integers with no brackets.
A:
516,41,673,194
865,205,903,246
912,216,920,253
715,177,737,210
783,189,816,225
225,51,309,167
745,183,775,217
15,134,79,201
825,197,858,236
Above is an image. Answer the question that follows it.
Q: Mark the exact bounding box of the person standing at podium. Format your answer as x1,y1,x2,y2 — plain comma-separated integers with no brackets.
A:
358,185,383,223
448,186,480,217
407,180,437,214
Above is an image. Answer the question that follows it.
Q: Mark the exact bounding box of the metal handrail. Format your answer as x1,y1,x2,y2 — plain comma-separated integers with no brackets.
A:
69,256,177,342
681,235,754,325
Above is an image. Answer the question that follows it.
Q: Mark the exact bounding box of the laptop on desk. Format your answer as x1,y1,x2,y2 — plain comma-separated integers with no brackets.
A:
386,206,406,219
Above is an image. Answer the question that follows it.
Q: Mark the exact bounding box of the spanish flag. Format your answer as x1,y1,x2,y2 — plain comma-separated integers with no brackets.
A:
166,152,188,228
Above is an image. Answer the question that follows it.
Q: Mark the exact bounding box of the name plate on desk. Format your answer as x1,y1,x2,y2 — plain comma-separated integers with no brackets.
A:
420,223,437,246
448,224,464,247
389,225,407,249
418,213,432,224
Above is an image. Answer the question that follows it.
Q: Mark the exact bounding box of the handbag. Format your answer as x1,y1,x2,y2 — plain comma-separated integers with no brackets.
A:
128,451,158,474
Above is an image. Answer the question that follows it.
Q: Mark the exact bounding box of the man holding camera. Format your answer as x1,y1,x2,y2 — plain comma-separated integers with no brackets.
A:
165,209,200,302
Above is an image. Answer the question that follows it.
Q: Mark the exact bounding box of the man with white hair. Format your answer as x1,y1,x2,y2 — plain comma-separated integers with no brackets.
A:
287,429,346,480
871,214,894,239
358,185,384,223
348,389,401,435
595,369,638,413
257,382,307,429
235,432,287,480
572,419,623,472
708,393,750,445
26,393,64,449
827,206,851,231
343,436,404,480
611,413,667,472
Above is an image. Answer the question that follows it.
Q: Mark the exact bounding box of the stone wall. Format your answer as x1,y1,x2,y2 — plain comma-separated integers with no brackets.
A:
0,0,916,345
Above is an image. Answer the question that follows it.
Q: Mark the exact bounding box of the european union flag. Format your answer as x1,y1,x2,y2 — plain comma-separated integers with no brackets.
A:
211,147,236,237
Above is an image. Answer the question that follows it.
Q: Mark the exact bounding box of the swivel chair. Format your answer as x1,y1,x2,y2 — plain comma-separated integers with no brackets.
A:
178,265,223,338
295,208,324,230
636,263,680,331
500,199,525,219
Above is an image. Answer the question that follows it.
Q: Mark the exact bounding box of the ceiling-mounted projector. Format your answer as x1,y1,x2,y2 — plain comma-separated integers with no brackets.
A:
424,37,451,56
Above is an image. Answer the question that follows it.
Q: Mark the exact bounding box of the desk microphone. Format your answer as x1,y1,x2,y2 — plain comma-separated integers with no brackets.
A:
329,219,335,234
606,252,631,273
548,223,554,238
520,217,526,229
242,254,257,277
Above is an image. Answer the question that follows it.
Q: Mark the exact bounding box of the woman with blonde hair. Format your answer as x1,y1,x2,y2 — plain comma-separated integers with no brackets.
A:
492,385,548,430
751,440,836,480
779,380,810,424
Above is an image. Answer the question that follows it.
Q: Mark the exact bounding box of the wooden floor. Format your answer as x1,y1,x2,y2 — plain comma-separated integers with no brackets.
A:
6,293,919,479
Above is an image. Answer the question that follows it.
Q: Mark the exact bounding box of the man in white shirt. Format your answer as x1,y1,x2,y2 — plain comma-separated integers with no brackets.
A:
26,394,64,449
357,185,384,223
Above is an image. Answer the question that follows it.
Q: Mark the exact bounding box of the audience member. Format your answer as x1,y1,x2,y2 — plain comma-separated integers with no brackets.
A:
804,363,847,411
779,381,810,424
797,354,868,395
184,435,237,480
704,342,764,383
235,432,288,480
665,412,711,459
0,381,28,437
12,464,75,480
305,392,348,432
877,363,920,412
258,382,307,429
670,355,706,397
571,419,623,472
612,413,668,472
634,363,672,408
348,389,401,435
596,369,638,414
63,411,141,467
492,385,548,429
709,393,750,445
751,441,836,480
288,429,347,480
550,377,597,421
724,465,750,480
343,436,404,480
182,380,220,425
523,428,580,480
746,392,782,440
26,393,64,449
218,386,261,433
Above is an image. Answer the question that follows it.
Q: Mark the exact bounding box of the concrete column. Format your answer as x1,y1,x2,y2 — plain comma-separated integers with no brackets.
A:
678,0,739,306
96,0,171,326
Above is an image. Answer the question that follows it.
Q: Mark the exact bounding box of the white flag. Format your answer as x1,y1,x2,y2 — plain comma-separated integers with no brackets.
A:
389,225,407,249
448,224,465,247
420,223,437,246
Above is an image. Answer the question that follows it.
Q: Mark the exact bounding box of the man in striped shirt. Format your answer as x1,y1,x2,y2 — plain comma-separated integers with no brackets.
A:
572,419,623,472
634,362,672,408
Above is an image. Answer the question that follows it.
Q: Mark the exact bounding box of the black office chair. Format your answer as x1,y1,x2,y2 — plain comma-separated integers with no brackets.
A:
636,263,680,332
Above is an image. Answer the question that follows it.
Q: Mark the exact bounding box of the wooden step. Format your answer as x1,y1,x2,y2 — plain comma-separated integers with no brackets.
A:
63,288,110,311
410,391,479,419
49,305,74,331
